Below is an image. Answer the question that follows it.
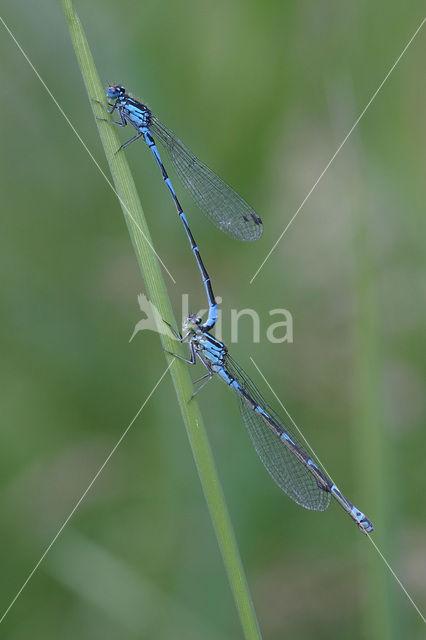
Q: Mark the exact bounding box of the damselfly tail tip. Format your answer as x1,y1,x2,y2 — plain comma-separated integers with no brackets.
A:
358,519,374,535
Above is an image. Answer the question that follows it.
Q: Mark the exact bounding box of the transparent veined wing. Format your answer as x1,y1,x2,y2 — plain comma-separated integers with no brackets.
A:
224,354,331,511
150,116,263,241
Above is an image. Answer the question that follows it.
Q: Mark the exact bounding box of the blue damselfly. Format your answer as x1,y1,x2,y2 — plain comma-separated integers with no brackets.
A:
166,314,374,534
97,85,263,330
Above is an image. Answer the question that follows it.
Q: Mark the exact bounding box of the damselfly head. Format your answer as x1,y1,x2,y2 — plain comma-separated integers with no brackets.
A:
183,314,202,333
107,85,125,99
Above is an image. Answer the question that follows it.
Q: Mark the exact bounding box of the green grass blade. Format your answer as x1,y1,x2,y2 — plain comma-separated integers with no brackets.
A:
61,1,262,637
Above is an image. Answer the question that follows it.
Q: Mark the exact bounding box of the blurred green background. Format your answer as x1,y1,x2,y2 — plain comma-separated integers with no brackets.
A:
0,1,425,638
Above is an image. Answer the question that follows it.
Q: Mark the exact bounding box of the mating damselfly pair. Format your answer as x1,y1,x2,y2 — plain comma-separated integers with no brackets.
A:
97,85,373,534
